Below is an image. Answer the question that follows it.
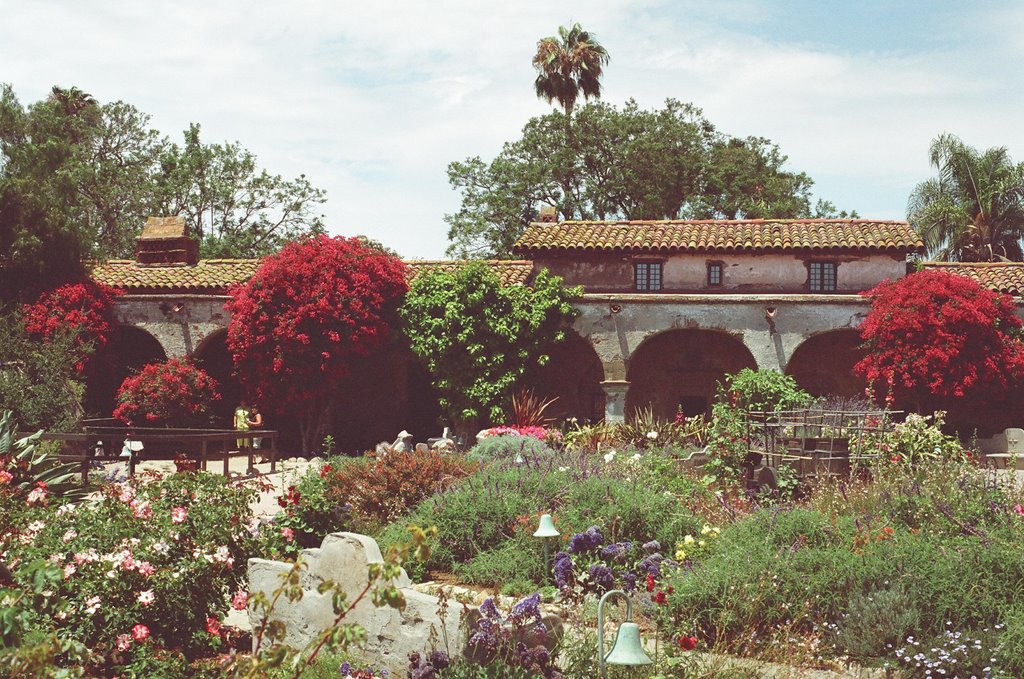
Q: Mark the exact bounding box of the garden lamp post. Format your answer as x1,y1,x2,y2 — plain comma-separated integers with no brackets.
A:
533,513,560,582
597,589,652,678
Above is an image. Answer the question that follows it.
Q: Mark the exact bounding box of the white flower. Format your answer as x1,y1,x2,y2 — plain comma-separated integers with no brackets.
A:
603,451,616,463
152,540,170,556
84,595,101,615
62,529,77,543
646,430,658,440
138,590,155,606
558,466,569,472
631,453,642,461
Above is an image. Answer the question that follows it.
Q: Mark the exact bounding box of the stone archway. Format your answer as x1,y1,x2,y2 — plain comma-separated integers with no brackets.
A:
625,329,757,420
193,329,242,429
526,331,606,423
85,326,167,418
786,330,866,399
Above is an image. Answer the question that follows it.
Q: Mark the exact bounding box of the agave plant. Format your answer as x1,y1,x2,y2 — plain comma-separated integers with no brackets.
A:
0,410,85,501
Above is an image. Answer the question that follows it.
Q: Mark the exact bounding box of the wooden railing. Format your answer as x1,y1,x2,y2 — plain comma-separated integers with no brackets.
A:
28,426,280,487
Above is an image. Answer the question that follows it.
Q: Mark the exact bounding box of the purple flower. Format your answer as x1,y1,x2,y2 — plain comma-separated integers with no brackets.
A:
589,564,614,592
600,541,633,563
569,525,604,554
480,597,499,620
642,540,661,553
638,553,663,578
510,593,541,624
553,551,575,589
428,650,450,669
339,661,351,676
622,571,638,592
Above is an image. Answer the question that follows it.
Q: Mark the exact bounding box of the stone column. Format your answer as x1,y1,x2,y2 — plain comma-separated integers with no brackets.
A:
601,380,630,424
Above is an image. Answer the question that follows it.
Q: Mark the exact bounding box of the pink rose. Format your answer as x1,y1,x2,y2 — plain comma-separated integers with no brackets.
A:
116,633,132,651
281,527,295,542
171,506,187,524
1015,504,1024,516
232,590,249,610
131,624,149,641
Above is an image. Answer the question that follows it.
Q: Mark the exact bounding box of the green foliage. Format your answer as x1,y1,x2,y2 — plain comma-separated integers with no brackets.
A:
400,263,580,426
0,84,327,301
533,23,609,116
0,410,84,502
829,585,921,661
379,454,699,588
445,99,855,258
704,369,812,483
0,313,83,431
467,434,556,463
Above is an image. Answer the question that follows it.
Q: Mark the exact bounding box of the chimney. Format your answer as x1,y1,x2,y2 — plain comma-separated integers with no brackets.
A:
538,206,558,223
135,216,199,265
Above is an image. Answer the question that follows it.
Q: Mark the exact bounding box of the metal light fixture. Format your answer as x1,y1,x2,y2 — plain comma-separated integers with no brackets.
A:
597,589,652,678
533,513,560,582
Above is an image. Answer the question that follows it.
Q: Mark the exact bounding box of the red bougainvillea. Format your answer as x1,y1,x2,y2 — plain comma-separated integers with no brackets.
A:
225,235,408,446
22,280,120,374
114,358,221,427
855,269,1024,406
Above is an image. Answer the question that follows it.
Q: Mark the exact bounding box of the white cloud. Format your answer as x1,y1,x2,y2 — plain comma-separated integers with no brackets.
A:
2,1,1024,256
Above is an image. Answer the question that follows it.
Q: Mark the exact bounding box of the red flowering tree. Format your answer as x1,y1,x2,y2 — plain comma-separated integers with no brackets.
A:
22,280,120,374
113,357,221,427
855,269,1024,411
225,235,408,450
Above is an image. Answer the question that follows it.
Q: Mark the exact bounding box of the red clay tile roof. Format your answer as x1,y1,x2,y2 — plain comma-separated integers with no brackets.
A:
514,219,924,255
92,258,535,293
90,259,260,292
921,262,1024,297
404,260,535,286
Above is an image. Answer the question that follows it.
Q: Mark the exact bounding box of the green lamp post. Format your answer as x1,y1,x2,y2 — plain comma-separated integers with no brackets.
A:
533,513,560,582
597,589,652,678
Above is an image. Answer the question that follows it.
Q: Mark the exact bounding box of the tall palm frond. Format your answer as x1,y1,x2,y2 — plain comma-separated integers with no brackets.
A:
532,23,610,116
908,133,1024,261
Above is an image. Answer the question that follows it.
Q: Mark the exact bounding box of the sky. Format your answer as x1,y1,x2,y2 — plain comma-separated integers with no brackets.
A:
2,0,1023,259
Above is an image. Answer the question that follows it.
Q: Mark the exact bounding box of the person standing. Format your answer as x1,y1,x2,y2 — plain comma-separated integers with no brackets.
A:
248,405,263,451
234,400,251,450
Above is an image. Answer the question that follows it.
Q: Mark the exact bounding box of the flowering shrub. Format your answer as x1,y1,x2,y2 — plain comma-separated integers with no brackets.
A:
851,411,965,464
226,235,408,450
467,433,556,463
552,527,672,599
478,425,560,443
113,357,221,427
21,280,120,374
0,471,267,672
856,269,1024,407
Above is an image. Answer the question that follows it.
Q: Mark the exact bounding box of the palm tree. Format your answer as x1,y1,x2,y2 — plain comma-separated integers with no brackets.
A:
533,23,610,116
908,133,1024,261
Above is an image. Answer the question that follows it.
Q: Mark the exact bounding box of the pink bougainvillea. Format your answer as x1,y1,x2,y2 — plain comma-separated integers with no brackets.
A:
225,235,407,447
113,357,221,427
22,280,120,374
855,269,1024,407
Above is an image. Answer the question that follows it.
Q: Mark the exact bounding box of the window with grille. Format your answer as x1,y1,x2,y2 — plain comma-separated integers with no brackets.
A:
634,262,662,291
808,261,837,292
707,262,723,287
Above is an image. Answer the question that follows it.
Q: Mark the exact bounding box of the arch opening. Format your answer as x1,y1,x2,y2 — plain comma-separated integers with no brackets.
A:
84,326,167,418
786,330,867,400
625,329,757,421
526,330,605,423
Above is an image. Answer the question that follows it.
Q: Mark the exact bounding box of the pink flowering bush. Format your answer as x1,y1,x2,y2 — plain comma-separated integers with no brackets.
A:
113,357,221,427
0,471,270,672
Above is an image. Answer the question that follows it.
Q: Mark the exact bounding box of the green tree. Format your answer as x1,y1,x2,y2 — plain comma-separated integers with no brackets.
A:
445,99,853,258
533,23,610,116
151,124,327,258
0,313,84,431
908,133,1024,262
400,263,581,431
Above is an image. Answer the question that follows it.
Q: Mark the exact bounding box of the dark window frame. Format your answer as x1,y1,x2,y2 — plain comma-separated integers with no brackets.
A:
808,261,837,292
634,261,663,292
707,261,724,287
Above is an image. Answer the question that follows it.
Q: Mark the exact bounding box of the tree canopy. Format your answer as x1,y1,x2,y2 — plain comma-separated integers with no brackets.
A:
533,23,609,116
225,235,408,451
908,133,1024,262
0,84,327,300
445,99,854,258
400,263,581,429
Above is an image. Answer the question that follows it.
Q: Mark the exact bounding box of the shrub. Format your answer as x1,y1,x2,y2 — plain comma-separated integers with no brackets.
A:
380,452,700,588
21,280,120,375
467,434,556,463
0,471,266,671
318,450,476,530
829,585,921,661
113,357,221,427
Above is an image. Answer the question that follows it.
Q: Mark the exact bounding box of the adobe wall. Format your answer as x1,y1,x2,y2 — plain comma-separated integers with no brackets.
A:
113,294,231,358
535,253,906,294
